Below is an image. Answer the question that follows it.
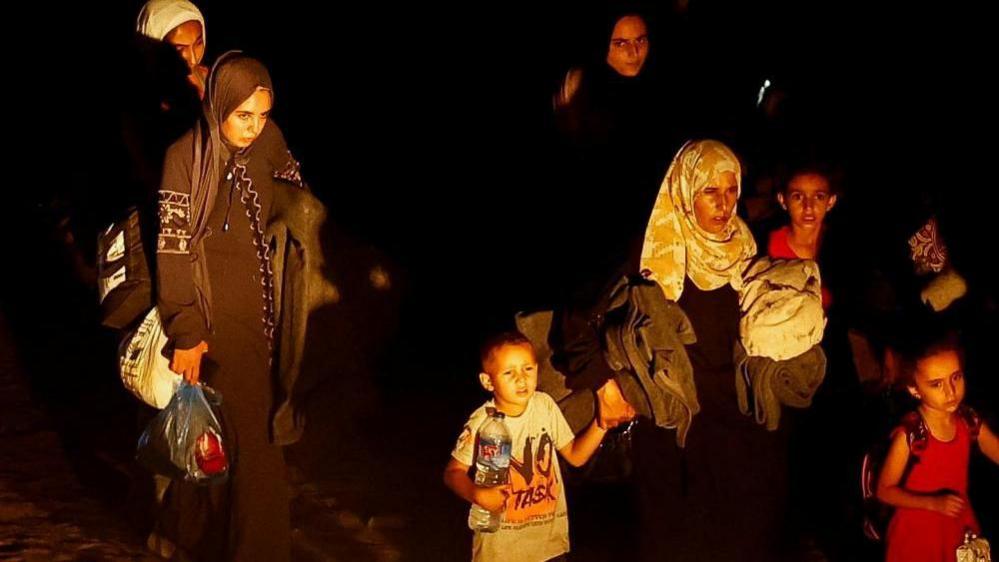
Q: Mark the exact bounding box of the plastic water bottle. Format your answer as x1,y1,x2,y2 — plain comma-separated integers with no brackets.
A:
468,409,512,533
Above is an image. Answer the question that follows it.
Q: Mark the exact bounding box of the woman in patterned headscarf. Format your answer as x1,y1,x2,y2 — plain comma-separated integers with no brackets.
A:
620,140,794,562
640,139,757,299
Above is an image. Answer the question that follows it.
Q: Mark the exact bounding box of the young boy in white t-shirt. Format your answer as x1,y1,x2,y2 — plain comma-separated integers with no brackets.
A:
444,331,624,562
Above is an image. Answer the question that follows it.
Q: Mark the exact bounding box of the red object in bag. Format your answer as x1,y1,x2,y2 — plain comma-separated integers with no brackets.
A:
195,430,228,475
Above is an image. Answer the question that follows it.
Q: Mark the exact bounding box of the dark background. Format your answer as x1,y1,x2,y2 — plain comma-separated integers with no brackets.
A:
5,1,998,560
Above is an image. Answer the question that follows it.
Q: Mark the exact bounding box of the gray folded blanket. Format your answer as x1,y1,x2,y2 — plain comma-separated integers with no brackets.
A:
734,341,826,431
515,277,699,446
602,278,699,446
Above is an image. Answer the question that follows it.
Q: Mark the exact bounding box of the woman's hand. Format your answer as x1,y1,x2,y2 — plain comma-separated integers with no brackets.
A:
171,341,209,384
596,378,637,430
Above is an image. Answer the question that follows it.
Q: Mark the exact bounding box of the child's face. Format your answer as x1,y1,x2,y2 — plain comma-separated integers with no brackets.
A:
479,343,538,415
907,349,965,415
779,173,837,232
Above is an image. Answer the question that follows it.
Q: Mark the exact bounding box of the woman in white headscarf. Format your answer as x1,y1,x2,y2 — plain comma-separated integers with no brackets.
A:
137,0,209,98
617,140,794,561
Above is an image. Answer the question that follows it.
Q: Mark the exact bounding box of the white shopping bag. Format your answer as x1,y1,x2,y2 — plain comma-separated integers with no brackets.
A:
119,308,181,409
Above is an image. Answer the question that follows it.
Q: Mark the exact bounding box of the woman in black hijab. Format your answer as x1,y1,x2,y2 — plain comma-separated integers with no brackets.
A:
154,51,310,562
554,5,658,146
550,5,686,315
548,6,687,397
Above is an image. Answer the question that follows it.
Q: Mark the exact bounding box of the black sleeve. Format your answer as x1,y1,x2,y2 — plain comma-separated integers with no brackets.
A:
155,137,208,350
263,121,308,190
549,304,617,392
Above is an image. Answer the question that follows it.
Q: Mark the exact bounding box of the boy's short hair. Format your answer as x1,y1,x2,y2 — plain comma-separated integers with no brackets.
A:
779,158,842,196
480,331,534,372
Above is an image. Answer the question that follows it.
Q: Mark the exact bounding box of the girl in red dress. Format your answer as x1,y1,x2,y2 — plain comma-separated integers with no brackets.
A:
876,334,999,562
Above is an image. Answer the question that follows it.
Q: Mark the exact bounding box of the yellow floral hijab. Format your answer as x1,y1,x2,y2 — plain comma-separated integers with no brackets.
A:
640,140,757,300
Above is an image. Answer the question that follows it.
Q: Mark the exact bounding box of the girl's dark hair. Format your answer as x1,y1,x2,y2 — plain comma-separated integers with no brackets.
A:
892,319,964,389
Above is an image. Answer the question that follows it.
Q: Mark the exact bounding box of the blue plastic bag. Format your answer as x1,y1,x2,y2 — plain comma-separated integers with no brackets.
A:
137,381,229,484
